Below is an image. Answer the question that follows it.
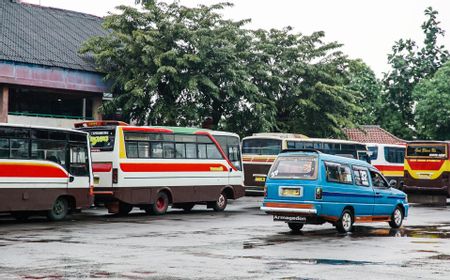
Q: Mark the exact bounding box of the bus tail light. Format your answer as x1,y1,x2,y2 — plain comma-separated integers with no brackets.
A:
112,168,118,184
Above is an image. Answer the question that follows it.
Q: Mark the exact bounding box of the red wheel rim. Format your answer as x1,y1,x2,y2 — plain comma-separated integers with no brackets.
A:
156,197,165,210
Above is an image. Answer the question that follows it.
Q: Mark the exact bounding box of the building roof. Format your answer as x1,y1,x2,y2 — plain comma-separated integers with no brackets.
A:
0,0,107,72
343,125,406,145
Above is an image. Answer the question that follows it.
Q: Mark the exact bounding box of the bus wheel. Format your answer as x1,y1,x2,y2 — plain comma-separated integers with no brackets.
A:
47,197,69,221
151,192,169,215
118,202,133,215
212,192,228,212
288,222,304,232
388,206,404,228
336,209,353,233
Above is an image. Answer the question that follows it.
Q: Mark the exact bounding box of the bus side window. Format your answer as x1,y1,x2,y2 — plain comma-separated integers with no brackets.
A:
31,140,67,167
198,144,207,159
0,138,9,158
10,139,29,159
186,143,197,159
69,145,89,176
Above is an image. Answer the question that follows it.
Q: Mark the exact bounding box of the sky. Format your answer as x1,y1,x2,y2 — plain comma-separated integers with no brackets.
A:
22,0,450,77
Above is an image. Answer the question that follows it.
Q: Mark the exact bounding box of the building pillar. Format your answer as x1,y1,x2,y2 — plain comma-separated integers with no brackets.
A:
0,86,9,123
92,95,102,120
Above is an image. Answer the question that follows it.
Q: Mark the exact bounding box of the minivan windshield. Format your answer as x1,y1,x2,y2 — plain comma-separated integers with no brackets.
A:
269,155,318,179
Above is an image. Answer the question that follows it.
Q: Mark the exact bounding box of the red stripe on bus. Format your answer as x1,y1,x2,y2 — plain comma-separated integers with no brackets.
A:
0,163,68,178
120,163,228,172
373,165,404,171
93,163,113,173
122,127,174,133
407,160,444,171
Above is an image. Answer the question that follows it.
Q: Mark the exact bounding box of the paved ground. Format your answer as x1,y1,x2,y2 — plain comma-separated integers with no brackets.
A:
1,197,450,280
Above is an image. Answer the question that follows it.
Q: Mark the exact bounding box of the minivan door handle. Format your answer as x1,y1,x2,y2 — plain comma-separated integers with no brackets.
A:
375,192,382,197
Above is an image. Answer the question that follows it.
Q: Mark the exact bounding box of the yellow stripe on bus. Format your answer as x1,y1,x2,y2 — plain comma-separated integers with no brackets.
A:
404,160,450,180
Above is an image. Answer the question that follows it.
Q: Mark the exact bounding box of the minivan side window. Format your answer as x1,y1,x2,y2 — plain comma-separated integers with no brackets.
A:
370,170,389,188
353,166,370,187
325,162,353,184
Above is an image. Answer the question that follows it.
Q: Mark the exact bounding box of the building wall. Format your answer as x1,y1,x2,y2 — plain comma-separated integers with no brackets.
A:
7,114,85,129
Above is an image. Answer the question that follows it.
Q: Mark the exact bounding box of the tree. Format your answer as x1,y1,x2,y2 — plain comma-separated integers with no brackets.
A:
381,7,449,139
82,1,362,137
414,61,450,140
346,59,382,126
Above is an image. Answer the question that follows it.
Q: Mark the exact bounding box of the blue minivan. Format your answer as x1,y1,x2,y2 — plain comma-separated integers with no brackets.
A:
261,150,409,233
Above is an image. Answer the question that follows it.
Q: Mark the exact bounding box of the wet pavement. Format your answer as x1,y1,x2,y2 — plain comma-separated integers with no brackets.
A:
1,197,450,279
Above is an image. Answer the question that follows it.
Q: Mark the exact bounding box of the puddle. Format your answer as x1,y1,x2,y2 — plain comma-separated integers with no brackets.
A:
429,254,450,260
283,258,380,265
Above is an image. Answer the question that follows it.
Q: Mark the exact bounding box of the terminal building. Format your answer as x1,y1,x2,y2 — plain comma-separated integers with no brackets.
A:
0,0,109,128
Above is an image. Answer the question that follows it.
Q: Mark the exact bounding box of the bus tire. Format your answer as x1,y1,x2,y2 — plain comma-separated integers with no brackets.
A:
288,222,304,232
151,192,169,215
388,206,403,228
212,191,228,212
118,202,133,215
336,209,353,233
47,197,69,221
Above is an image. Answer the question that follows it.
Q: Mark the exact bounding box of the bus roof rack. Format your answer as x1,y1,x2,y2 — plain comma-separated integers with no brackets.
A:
280,149,322,154
74,120,129,128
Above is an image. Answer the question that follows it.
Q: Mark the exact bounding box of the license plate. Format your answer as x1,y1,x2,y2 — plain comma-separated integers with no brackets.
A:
255,176,266,182
280,187,302,197
94,177,100,184
273,215,306,223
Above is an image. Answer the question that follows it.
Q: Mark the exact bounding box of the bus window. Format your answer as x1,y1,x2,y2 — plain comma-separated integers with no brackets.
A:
242,138,281,155
10,139,29,159
215,135,242,170
88,129,115,151
406,144,447,158
0,138,9,158
31,139,67,167
368,146,378,160
384,147,405,163
69,144,90,176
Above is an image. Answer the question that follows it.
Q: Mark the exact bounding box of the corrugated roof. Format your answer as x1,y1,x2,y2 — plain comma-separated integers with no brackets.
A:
0,0,107,72
343,125,406,145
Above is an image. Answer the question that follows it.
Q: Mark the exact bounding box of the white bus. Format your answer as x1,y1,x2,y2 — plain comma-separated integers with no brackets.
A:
366,143,405,187
75,121,244,215
242,133,370,193
0,124,93,221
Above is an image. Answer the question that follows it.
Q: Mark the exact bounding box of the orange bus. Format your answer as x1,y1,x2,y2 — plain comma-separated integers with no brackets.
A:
403,141,450,197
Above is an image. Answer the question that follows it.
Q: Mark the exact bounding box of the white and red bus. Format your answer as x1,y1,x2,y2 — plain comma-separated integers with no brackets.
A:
75,121,245,215
0,124,93,221
366,143,405,187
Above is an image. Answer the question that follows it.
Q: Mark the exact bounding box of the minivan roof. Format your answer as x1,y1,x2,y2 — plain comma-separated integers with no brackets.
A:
279,151,374,169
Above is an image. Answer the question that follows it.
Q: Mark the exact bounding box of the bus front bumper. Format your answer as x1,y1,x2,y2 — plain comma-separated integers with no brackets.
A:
402,185,448,195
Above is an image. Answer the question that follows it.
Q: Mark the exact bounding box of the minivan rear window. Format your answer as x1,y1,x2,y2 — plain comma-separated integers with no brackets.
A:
269,156,318,179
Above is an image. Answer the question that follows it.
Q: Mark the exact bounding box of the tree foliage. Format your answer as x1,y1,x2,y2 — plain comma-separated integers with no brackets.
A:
381,7,449,139
414,62,450,140
82,0,371,137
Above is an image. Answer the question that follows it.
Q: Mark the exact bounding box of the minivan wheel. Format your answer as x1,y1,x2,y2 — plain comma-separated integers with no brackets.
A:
336,209,353,233
288,222,304,232
388,206,404,228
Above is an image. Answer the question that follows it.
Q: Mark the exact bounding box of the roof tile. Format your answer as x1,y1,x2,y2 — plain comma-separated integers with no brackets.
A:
343,125,406,145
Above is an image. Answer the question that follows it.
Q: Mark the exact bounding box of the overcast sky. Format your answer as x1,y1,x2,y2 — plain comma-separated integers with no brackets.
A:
23,0,450,77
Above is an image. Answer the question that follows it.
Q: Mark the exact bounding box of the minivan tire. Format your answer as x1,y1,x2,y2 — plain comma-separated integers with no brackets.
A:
388,206,403,228
288,222,304,232
336,209,354,233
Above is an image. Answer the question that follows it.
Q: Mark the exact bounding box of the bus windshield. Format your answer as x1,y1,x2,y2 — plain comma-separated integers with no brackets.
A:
86,129,115,152
242,138,282,155
407,144,447,159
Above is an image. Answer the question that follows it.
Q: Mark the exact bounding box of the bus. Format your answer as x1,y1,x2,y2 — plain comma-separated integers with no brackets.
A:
0,124,93,221
366,143,405,187
403,141,450,197
75,121,245,215
242,133,370,194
